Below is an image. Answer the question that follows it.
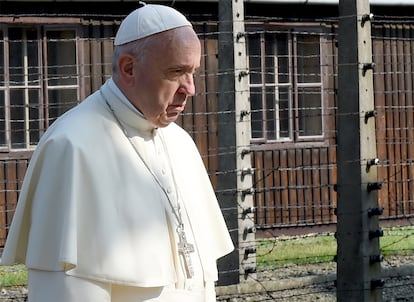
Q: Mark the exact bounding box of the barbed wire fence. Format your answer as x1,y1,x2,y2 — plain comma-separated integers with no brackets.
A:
0,3,413,301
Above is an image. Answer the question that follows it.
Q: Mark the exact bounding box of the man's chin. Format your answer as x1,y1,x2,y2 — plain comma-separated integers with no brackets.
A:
158,116,179,127
167,112,181,120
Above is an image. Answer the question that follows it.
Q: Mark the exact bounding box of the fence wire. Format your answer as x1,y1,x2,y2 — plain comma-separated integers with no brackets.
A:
0,11,414,302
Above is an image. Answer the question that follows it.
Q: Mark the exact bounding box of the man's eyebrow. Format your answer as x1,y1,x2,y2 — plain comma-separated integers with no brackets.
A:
168,64,198,72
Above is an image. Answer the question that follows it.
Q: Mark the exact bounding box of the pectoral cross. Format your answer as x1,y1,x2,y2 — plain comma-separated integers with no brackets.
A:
177,226,195,278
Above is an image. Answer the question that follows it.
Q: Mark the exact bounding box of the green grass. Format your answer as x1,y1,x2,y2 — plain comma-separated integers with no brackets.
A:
257,225,414,270
380,226,414,256
1,226,413,287
0,264,27,287
257,233,337,270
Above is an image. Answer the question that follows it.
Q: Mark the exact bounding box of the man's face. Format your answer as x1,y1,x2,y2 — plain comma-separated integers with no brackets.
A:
131,27,201,128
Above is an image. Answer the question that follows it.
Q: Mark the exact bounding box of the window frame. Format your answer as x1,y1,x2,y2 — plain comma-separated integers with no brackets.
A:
42,25,81,128
247,24,330,147
0,23,81,152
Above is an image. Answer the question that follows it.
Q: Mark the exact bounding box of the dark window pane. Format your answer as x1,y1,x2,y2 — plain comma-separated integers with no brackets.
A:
10,89,25,148
0,91,5,147
248,34,262,85
29,89,40,145
297,35,321,83
0,30,4,85
265,86,276,140
27,29,39,85
250,87,263,139
9,29,24,86
276,33,289,84
48,89,77,125
278,87,291,139
264,34,275,84
298,87,322,136
47,30,77,86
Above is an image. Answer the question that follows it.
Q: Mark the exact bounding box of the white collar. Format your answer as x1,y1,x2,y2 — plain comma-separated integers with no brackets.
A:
101,79,157,138
108,78,148,119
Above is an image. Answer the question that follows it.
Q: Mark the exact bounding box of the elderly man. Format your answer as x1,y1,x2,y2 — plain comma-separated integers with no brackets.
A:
1,4,234,301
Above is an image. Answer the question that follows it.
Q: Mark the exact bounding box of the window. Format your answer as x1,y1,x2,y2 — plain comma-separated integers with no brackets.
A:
248,29,324,143
0,26,79,150
46,30,78,125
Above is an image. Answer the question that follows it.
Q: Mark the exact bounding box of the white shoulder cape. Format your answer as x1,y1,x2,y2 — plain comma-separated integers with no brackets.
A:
1,80,234,287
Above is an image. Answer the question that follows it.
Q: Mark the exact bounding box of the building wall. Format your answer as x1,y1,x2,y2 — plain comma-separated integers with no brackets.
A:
1,3,414,251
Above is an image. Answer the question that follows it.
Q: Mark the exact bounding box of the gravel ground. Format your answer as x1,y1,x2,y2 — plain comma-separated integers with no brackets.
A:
1,256,413,301
216,255,414,301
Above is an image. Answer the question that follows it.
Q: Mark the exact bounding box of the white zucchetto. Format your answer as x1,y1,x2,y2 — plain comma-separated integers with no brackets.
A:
114,4,192,46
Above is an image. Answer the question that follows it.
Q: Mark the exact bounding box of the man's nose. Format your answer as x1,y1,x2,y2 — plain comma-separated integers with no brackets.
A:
178,73,196,96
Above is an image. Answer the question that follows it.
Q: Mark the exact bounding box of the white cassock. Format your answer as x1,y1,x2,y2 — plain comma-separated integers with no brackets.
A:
1,78,234,301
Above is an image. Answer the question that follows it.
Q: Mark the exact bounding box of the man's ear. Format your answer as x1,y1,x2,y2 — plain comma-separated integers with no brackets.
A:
117,54,135,85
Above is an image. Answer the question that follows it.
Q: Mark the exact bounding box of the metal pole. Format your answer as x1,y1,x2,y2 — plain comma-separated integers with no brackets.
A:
336,0,383,301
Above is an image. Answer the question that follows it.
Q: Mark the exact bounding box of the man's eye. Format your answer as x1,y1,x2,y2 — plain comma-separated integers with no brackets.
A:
173,69,184,75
